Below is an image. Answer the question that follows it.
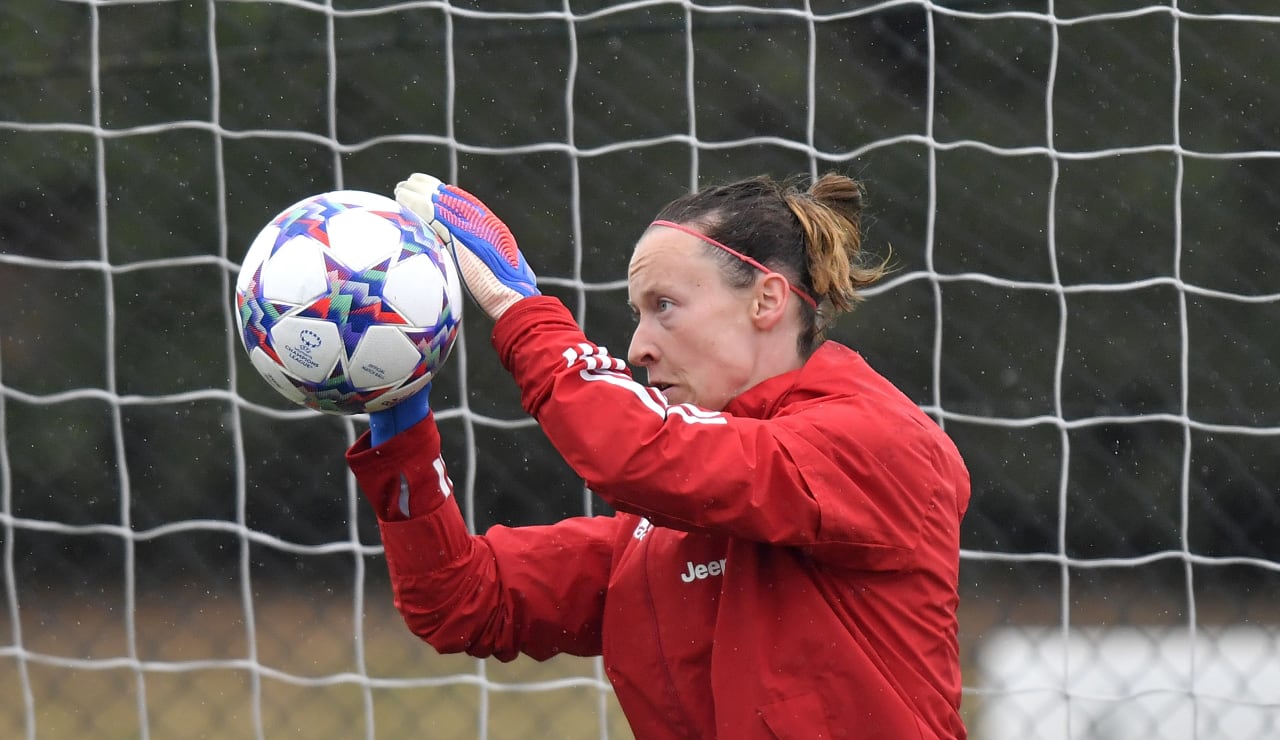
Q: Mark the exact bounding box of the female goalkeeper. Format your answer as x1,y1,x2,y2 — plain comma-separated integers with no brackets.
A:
347,172,971,739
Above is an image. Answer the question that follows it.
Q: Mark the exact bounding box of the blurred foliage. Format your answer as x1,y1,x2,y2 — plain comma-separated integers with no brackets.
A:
1,0,1278,593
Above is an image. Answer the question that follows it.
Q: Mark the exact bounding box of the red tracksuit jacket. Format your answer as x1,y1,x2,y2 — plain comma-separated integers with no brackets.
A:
347,296,971,739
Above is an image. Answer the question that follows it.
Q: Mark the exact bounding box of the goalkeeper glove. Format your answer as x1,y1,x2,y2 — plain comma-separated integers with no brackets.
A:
394,173,540,321
368,383,431,448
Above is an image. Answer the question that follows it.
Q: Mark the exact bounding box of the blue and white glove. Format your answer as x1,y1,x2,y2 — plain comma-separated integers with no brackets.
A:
368,382,431,448
394,173,540,321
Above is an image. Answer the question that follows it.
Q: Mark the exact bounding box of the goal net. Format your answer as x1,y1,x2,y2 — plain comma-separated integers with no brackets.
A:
2,1,1278,738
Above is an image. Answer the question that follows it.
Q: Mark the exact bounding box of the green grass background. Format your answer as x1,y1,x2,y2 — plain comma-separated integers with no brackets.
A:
1,588,634,739
5,575,1268,738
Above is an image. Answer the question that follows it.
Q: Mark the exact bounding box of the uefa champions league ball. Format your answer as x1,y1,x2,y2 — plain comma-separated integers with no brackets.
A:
234,190,462,415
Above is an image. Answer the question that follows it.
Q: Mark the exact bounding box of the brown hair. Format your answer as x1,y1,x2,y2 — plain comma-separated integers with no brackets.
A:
651,172,889,354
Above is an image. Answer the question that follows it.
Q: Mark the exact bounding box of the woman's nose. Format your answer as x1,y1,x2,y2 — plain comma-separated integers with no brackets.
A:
627,323,657,367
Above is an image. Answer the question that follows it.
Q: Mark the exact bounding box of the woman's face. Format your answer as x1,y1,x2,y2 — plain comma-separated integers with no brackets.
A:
626,226,764,411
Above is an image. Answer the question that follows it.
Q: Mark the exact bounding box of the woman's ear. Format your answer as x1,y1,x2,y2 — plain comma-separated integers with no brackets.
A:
752,273,792,330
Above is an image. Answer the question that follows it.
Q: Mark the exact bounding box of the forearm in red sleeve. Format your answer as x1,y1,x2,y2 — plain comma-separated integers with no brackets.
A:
347,416,613,660
490,298,821,539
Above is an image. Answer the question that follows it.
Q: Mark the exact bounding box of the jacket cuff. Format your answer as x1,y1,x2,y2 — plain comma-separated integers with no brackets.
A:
346,414,450,521
491,295,582,418
491,295,574,364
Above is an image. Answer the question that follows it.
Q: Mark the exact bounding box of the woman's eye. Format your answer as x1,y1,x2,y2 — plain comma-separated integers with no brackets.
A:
657,298,674,312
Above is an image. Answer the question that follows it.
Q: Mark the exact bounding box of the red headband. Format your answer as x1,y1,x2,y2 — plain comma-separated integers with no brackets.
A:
649,220,818,309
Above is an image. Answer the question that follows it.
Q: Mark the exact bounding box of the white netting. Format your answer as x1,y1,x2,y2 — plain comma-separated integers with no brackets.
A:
2,1,1279,738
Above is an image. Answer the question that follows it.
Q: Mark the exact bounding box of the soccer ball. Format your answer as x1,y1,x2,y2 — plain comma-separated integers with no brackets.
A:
234,190,462,415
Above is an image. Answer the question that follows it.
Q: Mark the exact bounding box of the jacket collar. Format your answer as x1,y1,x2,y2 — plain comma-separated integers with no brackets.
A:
723,342,862,420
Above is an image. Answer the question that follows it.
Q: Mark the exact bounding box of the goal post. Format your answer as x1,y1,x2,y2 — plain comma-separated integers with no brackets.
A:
2,2,1279,738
